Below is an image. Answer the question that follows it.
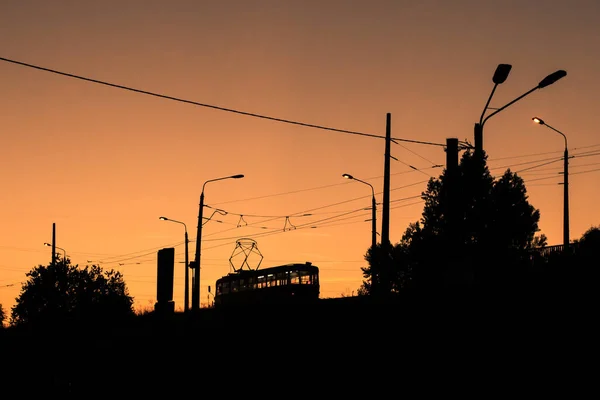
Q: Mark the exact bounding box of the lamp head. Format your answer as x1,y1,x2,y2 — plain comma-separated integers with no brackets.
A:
538,70,567,88
342,173,354,180
159,216,168,221
231,174,244,179
44,243,51,247
492,64,512,84
532,117,545,125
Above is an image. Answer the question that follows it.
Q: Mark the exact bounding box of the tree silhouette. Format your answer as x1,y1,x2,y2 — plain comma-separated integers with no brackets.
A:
571,225,600,287
10,258,134,328
575,225,600,250
359,236,414,296
360,149,543,294
0,303,5,328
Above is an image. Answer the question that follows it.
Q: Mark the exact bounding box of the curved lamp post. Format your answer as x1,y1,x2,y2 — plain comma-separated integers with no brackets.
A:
532,117,570,252
475,65,566,156
44,242,66,264
159,216,190,312
191,174,244,311
342,173,377,251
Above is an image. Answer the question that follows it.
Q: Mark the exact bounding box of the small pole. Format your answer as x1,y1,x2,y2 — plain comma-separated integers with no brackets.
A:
52,223,56,267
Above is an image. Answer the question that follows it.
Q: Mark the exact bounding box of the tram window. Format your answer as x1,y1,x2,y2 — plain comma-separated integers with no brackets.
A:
277,273,287,286
290,271,299,284
297,270,311,284
221,282,230,295
280,271,291,285
257,275,266,289
231,280,239,292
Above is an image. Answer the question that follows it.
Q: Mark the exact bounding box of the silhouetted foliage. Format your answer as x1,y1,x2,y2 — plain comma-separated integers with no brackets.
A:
10,258,134,329
360,240,413,296
575,225,600,250
572,225,600,284
532,233,548,249
418,151,540,287
360,149,542,294
0,303,5,328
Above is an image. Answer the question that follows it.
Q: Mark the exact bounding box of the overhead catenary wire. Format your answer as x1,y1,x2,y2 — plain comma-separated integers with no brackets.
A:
14,53,599,268
0,56,445,147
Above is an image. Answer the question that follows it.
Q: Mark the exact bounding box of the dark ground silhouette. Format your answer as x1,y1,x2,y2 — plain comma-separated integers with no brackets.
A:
1,285,595,395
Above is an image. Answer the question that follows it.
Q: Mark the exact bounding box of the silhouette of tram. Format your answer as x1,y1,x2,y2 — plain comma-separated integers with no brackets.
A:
212,238,320,307
213,262,320,307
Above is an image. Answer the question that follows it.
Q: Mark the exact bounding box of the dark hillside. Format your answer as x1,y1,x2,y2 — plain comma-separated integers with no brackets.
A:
1,288,595,395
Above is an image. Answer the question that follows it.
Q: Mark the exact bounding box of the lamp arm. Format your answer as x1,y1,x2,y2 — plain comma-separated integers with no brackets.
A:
482,86,538,127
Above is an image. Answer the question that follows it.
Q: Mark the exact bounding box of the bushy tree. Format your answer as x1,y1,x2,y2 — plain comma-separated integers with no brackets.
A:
576,225,600,250
359,235,414,296
10,259,134,328
571,225,600,284
0,303,5,328
359,149,542,294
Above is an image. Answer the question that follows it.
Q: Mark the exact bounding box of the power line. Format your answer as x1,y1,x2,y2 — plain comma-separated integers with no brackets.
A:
0,281,23,289
488,149,563,162
0,56,445,146
486,143,600,162
570,167,600,176
493,151,600,175
392,139,440,166
515,158,564,173
392,157,437,178
203,196,425,248
524,167,600,183
203,179,427,235
518,161,600,174
0,181,428,268
489,155,563,171
215,169,431,206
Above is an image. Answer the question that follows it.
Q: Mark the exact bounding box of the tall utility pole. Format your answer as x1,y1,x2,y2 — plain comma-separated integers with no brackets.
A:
184,229,189,311
563,146,569,252
445,138,460,285
191,190,205,311
445,138,459,232
378,112,392,296
381,113,391,247
52,222,56,267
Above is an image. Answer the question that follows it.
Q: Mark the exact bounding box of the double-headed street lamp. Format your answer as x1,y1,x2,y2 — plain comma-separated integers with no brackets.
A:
191,174,244,311
159,216,190,312
44,242,66,264
342,173,377,251
475,64,566,156
532,117,570,252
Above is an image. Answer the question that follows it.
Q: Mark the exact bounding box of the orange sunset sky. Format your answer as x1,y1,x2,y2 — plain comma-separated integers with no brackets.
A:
1,0,599,313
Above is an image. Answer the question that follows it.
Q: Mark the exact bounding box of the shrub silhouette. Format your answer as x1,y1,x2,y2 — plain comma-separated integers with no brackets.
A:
10,259,134,329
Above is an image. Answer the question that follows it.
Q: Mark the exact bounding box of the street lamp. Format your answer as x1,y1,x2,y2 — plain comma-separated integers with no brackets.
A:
191,174,244,311
475,65,566,156
532,117,570,252
159,216,190,312
342,173,377,251
44,242,66,264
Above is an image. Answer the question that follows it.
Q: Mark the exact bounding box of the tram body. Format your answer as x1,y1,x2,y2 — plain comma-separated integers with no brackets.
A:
214,262,320,307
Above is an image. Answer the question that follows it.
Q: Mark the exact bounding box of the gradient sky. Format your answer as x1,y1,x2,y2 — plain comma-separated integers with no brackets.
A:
1,0,599,313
